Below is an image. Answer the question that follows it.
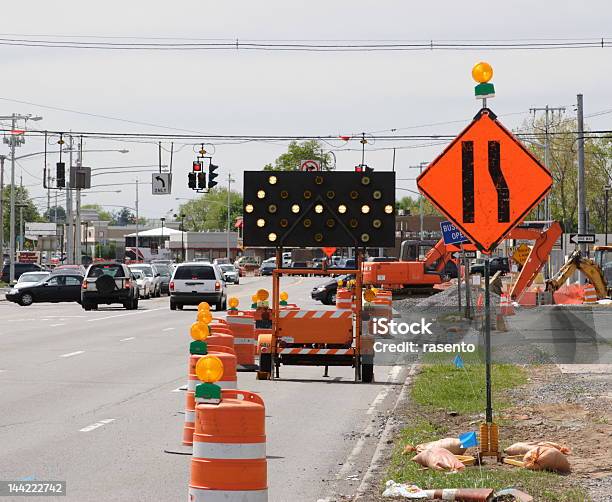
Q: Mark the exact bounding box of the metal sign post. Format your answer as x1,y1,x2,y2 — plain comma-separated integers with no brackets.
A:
484,257,493,423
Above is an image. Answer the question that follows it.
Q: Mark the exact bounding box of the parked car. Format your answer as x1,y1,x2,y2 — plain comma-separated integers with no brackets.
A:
1,262,44,283
82,262,139,310
337,258,356,269
131,270,152,299
12,271,51,289
51,264,86,276
259,261,275,276
151,263,172,294
311,274,354,305
219,264,240,284
213,258,231,265
470,257,509,276
366,256,398,262
169,262,227,311
128,263,163,297
6,273,83,306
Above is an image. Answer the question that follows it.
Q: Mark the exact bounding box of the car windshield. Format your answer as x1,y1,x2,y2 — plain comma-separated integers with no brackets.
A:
154,264,171,276
17,273,48,284
88,264,124,278
219,265,235,272
132,271,143,279
131,266,153,277
174,265,216,280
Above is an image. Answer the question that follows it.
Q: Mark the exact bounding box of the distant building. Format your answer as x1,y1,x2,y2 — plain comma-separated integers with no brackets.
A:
169,231,239,262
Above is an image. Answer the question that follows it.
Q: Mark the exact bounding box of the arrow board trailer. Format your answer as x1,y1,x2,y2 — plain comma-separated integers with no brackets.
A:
243,170,396,383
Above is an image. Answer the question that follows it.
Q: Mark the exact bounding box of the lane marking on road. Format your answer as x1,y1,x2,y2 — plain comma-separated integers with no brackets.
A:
79,418,115,432
353,365,417,501
87,307,165,322
120,337,135,342
162,327,175,332
337,365,406,479
172,385,188,392
60,351,85,358
50,323,66,327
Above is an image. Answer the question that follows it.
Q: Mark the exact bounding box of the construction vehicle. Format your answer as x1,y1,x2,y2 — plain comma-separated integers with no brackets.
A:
545,249,608,299
362,238,463,297
594,245,612,295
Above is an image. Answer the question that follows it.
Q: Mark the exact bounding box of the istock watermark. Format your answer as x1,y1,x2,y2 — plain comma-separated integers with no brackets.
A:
372,318,433,336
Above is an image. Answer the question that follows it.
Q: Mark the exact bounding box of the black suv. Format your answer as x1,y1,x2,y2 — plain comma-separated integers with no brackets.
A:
1,262,43,283
470,257,510,276
81,262,138,310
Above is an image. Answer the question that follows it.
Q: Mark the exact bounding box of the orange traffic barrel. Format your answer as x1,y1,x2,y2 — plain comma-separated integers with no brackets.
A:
583,283,598,303
189,389,267,501
210,325,234,336
335,288,354,311
207,332,235,351
183,343,238,446
226,312,257,371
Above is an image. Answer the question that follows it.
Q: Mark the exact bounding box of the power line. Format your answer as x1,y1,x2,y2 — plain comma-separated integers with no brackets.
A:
0,36,609,51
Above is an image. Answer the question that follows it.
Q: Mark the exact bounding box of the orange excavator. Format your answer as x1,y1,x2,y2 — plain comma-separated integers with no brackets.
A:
362,238,469,296
362,220,563,300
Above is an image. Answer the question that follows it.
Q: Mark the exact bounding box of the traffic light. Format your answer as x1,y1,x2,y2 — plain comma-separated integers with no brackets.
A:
193,161,202,172
197,172,206,189
188,172,197,189
56,162,65,188
208,164,219,189
242,171,395,247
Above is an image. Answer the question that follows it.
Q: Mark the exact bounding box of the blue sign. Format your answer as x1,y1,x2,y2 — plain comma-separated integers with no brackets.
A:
440,220,470,245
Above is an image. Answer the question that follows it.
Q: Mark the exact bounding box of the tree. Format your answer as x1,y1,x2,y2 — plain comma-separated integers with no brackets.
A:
396,195,438,216
522,117,612,232
43,205,66,223
178,188,242,232
2,185,42,243
112,207,137,226
263,140,334,171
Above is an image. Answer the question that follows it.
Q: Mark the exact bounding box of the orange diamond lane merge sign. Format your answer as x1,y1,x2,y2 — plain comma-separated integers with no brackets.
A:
417,108,552,253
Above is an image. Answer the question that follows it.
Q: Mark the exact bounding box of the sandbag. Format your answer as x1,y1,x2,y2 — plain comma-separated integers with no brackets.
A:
505,441,571,456
523,446,571,473
415,438,467,455
412,447,466,472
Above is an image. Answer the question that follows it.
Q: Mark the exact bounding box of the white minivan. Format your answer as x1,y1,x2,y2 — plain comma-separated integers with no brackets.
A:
169,262,227,311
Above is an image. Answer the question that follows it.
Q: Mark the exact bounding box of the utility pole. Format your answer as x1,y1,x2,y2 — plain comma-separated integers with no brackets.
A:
577,94,587,260
135,178,139,252
1,113,41,282
66,135,73,264
75,138,83,265
409,162,429,240
226,173,235,259
0,155,5,263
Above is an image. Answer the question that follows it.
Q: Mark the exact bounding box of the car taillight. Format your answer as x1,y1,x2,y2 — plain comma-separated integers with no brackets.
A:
82,280,88,290
169,281,174,291
125,279,131,289
215,281,221,291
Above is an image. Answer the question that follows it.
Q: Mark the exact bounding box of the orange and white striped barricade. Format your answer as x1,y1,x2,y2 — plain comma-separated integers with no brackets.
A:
190,388,267,501
206,332,236,351
226,312,258,371
582,283,598,304
183,342,238,446
335,288,354,311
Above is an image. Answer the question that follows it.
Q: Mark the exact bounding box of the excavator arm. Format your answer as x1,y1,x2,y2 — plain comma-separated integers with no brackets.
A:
509,221,563,301
545,250,608,298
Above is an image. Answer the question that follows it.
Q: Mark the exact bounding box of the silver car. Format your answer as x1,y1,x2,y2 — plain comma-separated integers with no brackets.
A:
128,264,162,297
219,264,239,285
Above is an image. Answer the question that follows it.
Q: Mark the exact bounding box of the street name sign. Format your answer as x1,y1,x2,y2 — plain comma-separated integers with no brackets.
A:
417,108,553,253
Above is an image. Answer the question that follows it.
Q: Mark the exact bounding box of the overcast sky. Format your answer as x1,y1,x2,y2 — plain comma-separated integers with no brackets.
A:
1,1,611,220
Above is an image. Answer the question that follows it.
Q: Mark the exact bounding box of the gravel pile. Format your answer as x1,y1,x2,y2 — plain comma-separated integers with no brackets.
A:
394,283,500,315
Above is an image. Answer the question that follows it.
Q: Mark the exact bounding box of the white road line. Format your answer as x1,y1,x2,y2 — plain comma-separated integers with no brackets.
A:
60,351,85,358
87,307,165,322
162,327,175,332
337,365,405,478
119,337,135,342
79,418,115,432
50,323,66,327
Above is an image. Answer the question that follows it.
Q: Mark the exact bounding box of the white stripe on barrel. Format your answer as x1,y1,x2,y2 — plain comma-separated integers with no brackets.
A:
188,488,268,502
193,441,266,460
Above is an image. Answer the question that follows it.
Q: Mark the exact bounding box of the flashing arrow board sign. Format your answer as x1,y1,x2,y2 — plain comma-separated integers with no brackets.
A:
569,233,595,244
440,220,470,245
417,108,553,253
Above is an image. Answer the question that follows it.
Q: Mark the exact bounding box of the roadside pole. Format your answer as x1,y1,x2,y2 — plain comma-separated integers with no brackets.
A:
577,94,586,281
8,116,16,282
464,254,471,319
0,155,5,263
66,135,73,264
484,257,492,423
135,179,139,252
457,248,462,311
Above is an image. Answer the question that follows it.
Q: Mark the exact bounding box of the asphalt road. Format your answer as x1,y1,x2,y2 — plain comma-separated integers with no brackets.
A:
0,275,410,502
